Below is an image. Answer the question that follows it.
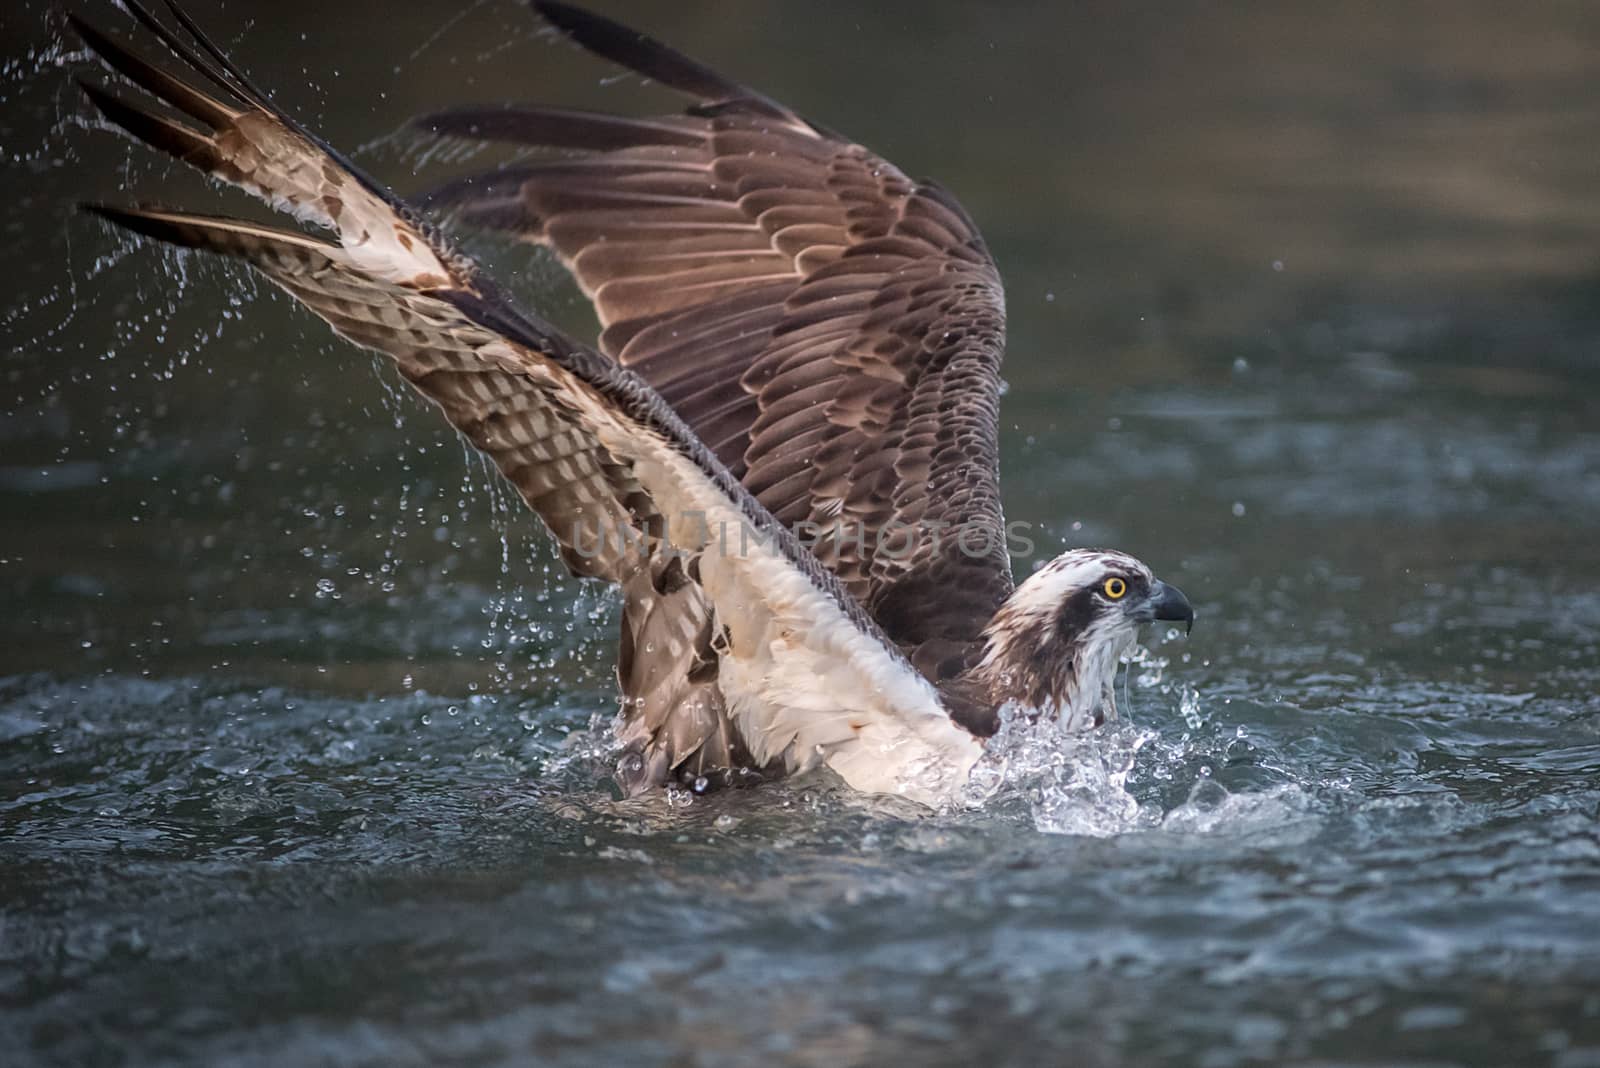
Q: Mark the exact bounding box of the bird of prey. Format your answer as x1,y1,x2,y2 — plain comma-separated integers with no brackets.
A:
71,2,1195,806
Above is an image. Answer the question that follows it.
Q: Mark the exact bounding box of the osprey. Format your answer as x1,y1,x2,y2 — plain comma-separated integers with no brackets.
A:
72,2,1194,805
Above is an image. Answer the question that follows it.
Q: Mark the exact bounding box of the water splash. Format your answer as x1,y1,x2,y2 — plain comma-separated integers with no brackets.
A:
960,709,1159,836
950,657,1328,839
1160,778,1316,836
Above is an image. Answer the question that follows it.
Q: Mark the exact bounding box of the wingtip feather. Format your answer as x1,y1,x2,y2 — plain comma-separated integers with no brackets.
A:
70,8,242,128
79,204,341,263
76,78,216,164
529,1,592,33
77,201,118,221
526,0,785,116
79,202,177,237
78,203,199,249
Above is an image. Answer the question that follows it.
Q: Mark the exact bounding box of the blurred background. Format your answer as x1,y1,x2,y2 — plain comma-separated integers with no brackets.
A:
3,0,1598,689
3,3,1599,1066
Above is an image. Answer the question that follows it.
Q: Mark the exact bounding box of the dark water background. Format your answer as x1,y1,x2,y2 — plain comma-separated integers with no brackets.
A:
4,2,1600,1065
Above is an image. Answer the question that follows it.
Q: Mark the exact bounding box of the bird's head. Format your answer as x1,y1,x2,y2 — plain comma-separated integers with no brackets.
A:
975,548,1194,730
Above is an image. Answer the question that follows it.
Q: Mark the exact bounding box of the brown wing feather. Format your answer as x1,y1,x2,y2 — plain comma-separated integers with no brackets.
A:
420,4,1013,680
72,2,941,791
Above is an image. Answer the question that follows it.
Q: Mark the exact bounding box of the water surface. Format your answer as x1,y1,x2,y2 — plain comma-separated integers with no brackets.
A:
3,2,1600,1065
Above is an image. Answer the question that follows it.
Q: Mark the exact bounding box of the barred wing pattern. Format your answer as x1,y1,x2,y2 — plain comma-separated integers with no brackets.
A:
72,3,981,803
421,2,1015,682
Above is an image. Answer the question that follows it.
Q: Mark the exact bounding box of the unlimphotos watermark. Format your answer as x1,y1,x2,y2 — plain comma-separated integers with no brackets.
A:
568,512,1037,562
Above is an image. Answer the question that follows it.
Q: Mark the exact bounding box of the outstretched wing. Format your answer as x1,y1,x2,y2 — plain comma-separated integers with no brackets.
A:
72,2,980,803
419,2,1013,682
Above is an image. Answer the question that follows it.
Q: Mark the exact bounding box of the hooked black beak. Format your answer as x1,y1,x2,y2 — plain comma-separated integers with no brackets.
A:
1142,579,1195,635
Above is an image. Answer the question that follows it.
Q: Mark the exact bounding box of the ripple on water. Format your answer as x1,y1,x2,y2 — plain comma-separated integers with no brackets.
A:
4,662,1600,1067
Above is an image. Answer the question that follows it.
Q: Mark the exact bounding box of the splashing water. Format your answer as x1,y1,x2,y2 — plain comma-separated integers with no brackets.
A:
961,710,1159,835
951,652,1318,838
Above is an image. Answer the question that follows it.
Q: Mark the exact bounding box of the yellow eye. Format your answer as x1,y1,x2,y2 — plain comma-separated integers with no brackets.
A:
1103,577,1127,600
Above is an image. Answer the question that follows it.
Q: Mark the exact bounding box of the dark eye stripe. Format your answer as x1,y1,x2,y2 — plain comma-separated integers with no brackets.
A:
1057,587,1097,637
